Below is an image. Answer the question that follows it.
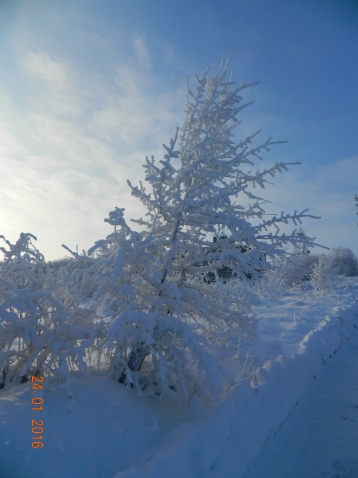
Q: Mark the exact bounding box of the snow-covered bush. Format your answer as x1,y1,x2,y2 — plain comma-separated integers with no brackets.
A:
81,60,320,401
54,246,98,299
47,257,72,272
279,246,358,291
309,254,338,295
254,256,289,299
278,228,323,287
328,247,358,277
281,253,319,287
0,234,99,390
0,281,98,388
0,233,47,292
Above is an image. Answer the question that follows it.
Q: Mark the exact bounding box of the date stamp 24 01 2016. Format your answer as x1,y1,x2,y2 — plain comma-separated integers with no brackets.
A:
31,375,44,448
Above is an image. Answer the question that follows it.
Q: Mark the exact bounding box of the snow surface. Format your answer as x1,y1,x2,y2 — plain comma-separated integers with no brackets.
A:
245,333,358,477
1,278,357,478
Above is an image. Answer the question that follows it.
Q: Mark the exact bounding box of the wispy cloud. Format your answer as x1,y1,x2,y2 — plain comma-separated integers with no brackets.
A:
89,65,183,147
0,47,184,260
20,51,69,88
19,51,82,116
133,34,151,70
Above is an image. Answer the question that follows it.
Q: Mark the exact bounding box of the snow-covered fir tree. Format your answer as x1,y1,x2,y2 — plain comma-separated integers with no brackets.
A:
80,60,320,401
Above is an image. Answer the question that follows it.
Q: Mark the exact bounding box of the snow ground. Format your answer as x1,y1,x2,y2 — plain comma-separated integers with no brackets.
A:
0,278,357,478
245,333,358,478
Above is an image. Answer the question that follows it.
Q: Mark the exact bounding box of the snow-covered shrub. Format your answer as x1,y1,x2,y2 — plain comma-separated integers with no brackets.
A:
0,234,99,390
278,247,358,291
47,257,72,272
254,256,288,299
281,253,319,287
81,61,320,401
0,281,98,388
309,254,338,295
328,247,358,277
279,228,325,287
54,246,98,299
0,233,47,292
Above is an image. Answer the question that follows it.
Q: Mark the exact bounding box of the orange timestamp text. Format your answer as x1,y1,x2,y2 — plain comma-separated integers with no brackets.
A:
31,375,44,448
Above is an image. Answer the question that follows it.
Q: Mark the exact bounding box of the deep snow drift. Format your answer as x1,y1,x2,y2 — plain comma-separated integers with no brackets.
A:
0,278,357,478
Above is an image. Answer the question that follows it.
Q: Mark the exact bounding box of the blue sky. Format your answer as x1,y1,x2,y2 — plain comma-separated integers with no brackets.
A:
0,0,357,259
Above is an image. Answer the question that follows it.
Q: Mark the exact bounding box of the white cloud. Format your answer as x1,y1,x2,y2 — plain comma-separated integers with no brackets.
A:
20,51,69,88
0,49,186,260
0,111,143,259
89,65,184,147
133,34,151,70
19,51,81,116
